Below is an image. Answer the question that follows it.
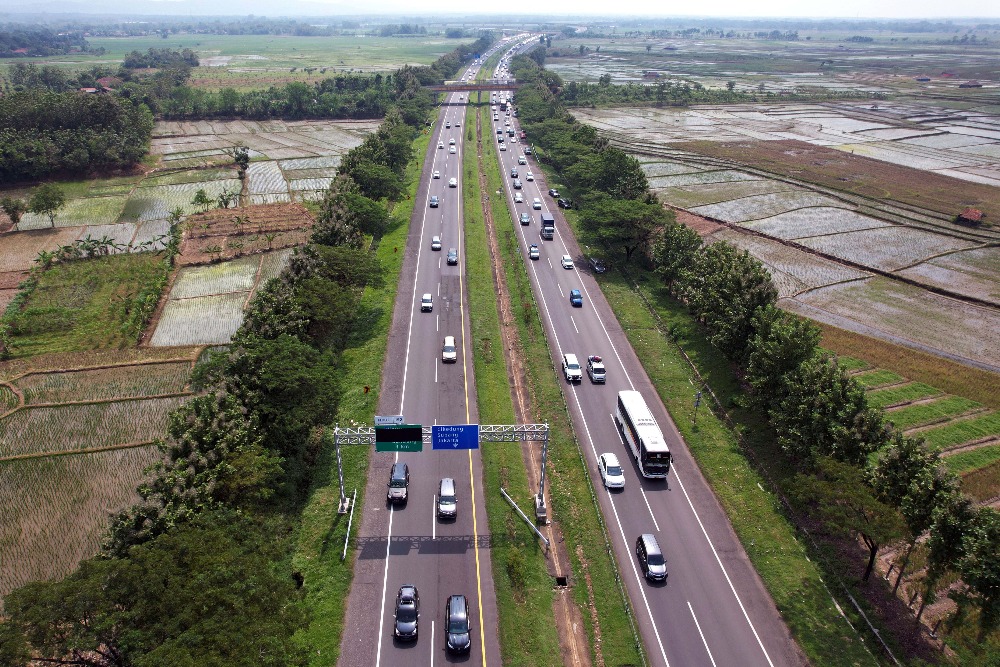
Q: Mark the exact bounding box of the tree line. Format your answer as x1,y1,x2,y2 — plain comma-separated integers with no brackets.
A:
0,91,153,182
0,25,92,57
0,36,479,664
513,48,1000,643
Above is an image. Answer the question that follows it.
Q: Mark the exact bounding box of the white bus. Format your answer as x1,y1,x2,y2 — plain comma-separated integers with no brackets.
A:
615,390,672,478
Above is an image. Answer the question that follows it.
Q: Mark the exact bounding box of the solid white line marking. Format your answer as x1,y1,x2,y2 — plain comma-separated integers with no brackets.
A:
688,600,718,667
374,501,396,667
639,487,660,532
435,361,438,384
430,620,435,667
433,495,437,539
436,314,439,332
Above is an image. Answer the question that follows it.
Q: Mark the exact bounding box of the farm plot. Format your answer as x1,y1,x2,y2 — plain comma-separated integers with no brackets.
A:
0,396,187,458
789,276,1000,368
0,445,162,606
898,247,1000,305
130,220,172,251
121,180,241,222
742,208,892,240
691,191,848,223
16,195,130,231
947,447,1000,477
659,179,794,209
867,382,941,409
142,168,239,187
168,256,260,300
920,412,1000,452
149,292,247,347
649,169,762,190
795,226,978,272
16,361,192,405
709,227,871,297
639,161,710,177
887,395,983,431
247,161,290,196
0,227,81,273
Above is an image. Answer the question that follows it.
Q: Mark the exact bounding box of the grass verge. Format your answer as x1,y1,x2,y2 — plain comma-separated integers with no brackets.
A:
291,122,433,665
473,104,643,666
461,104,562,666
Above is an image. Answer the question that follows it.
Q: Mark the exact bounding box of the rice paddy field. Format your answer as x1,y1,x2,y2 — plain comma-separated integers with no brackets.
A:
150,248,295,347
545,33,999,95
0,348,200,608
1,34,457,92
572,102,1000,370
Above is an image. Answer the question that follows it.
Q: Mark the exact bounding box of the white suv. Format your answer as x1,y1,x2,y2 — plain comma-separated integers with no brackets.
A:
562,353,582,382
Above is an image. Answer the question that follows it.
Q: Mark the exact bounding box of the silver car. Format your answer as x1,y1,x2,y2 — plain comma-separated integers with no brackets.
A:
442,336,458,363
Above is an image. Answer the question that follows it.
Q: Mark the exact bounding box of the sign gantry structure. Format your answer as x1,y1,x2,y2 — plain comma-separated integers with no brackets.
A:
332,422,551,528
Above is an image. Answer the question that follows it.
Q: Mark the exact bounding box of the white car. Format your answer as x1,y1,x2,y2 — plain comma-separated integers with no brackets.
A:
433,170,440,179
514,192,524,203
449,138,456,145
518,155,527,165
598,453,625,490
438,142,444,149
442,336,458,363
561,353,582,382
449,146,456,154
561,255,574,269
448,177,457,188
532,198,541,210
499,144,506,151
421,294,433,312
525,171,534,181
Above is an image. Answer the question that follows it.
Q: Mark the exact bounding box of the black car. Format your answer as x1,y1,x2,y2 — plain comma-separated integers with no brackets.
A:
445,594,471,653
548,188,560,198
518,212,531,225
394,585,420,641
429,195,439,208
557,198,572,209
447,248,458,265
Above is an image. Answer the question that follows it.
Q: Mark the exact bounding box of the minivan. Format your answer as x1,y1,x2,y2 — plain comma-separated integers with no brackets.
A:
444,594,472,653
387,463,409,504
636,534,667,581
437,478,457,519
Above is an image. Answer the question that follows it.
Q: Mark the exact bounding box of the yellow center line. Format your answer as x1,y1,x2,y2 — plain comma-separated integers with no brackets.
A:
459,103,487,667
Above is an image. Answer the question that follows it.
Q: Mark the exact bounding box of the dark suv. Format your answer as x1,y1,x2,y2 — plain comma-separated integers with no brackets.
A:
393,585,420,641
387,462,409,504
444,594,472,653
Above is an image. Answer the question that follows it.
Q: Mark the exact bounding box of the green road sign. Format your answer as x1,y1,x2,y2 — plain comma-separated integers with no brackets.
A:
375,424,423,452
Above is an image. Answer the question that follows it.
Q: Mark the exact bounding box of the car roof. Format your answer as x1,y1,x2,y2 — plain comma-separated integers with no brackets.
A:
422,293,432,299
444,335,455,344
399,584,417,598
602,452,620,465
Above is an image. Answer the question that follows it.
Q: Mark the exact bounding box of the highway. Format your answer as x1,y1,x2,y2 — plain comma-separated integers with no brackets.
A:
485,74,806,666
338,38,527,667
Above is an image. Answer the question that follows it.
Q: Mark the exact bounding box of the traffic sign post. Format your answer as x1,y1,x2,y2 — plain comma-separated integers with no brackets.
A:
431,424,480,450
375,424,423,452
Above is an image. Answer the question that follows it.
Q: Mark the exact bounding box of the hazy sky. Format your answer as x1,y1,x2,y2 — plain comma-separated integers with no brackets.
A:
285,0,998,19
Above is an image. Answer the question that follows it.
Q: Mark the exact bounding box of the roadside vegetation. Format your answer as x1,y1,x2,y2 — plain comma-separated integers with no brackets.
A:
513,48,1000,663
0,34,487,664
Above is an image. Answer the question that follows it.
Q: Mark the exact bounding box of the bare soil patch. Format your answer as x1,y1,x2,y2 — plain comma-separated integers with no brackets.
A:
177,202,314,266
674,139,1000,221
673,208,725,236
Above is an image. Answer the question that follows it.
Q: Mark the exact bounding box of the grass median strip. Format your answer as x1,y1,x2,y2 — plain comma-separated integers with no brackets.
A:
292,123,432,665
462,103,563,666
471,104,643,666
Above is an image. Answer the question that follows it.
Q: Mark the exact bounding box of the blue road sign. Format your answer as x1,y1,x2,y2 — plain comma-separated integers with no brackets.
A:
432,424,480,450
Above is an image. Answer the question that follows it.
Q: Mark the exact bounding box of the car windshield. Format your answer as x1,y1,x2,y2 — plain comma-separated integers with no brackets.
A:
440,494,456,504
647,552,664,566
397,603,417,622
607,465,622,476
568,362,580,369
444,345,455,353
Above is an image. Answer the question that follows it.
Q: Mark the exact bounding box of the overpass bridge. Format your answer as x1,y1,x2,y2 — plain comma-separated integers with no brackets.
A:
426,79,521,93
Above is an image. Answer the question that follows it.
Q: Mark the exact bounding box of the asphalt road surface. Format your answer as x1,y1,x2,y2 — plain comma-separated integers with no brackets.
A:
485,89,807,667
338,39,527,667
